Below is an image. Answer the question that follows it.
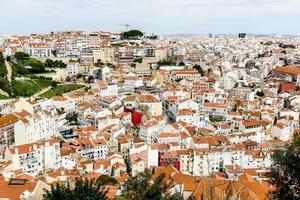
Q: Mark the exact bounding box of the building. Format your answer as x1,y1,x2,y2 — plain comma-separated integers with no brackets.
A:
124,76,143,91
272,66,300,86
80,49,94,65
238,33,246,38
67,61,79,76
0,114,19,147
24,43,52,57
5,139,61,176
137,95,162,116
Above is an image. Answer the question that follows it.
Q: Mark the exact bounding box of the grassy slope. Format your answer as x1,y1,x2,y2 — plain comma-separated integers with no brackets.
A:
0,94,9,100
41,84,84,98
11,79,53,97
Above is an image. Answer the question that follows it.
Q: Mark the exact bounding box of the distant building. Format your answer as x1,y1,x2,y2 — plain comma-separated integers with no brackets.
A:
67,61,79,76
144,47,155,57
24,43,52,57
80,49,94,65
238,33,246,38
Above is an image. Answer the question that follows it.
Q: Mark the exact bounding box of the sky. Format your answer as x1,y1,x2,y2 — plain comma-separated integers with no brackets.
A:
1,0,300,35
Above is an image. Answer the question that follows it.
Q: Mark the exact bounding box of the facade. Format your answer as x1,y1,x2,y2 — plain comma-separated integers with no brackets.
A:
24,43,52,57
5,139,61,176
0,114,19,147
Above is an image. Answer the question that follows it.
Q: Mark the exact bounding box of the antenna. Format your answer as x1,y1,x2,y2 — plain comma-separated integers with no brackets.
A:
120,24,131,32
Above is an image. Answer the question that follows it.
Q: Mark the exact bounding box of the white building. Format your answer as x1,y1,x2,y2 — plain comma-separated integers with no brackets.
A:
24,43,52,57
67,61,79,76
5,139,61,176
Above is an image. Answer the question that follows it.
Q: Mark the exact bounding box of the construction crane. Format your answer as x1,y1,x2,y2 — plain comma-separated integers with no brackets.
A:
120,24,131,32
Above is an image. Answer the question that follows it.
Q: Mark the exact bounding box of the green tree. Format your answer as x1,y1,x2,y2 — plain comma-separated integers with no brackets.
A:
65,112,79,125
14,52,30,60
193,64,204,76
133,57,143,63
45,59,67,68
270,136,300,200
43,177,109,200
256,91,264,97
51,81,58,88
122,30,144,39
121,171,183,200
178,61,185,66
97,175,118,186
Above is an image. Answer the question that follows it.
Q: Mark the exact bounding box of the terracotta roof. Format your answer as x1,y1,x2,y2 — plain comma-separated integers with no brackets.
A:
273,66,300,75
0,176,39,200
10,138,60,155
242,119,261,127
0,114,19,127
138,95,159,103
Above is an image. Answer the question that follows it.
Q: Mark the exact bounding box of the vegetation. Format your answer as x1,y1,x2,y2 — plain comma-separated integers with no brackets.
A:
0,53,11,94
256,91,265,97
65,112,79,125
0,52,7,77
121,171,183,200
279,43,296,49
44,171,182,200
10,61,27,76
45,59,67,68
43,175,116,200
13,52,46,74
14,52,30,60
41,84,84,98
137,104,150,115
122,30,144,39
178,61,185,66
11,79,52,97
157,58,176,66
13,52,66,74
146,35,158,40
0,94,9,100
193,64,204,76
25,58,46,73
270,136,300,199
133,57,143,63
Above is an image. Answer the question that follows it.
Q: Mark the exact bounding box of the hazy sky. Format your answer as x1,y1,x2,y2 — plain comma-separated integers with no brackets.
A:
1,0,300,35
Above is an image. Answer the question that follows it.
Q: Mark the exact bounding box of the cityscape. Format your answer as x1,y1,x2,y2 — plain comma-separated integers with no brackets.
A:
1,1,300,200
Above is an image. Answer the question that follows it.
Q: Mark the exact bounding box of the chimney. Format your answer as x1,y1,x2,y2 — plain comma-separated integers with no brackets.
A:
33,144,37,150
15,148,19,155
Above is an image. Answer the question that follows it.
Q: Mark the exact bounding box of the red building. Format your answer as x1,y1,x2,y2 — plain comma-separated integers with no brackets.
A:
280,82,296,92
124,108,142,126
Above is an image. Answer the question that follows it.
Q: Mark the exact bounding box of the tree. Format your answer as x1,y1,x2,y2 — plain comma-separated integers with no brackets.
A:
133,57,143,63
14,52,30,60
65,112,79,125
270,136,300,200
193,64,204,76
122,30,144,39
256,91,264,97
51,81,58,88
157,58,176,66
178,61,185,66
87,75,94,83
138,104,150,115
121,170,183,200
43,177,109,200
95,59,104,67
96,175,118,186
45,59,67,68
